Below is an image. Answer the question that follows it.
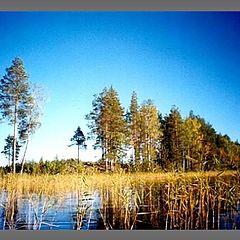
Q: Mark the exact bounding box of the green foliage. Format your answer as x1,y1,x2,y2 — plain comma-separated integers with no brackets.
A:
182,114,203,171
86,86,129,172
0,58,38,173
139,100,162,171
128,91,141,170
161,106,184,170
13,159,86,175
86,89,240,173
69,126,87,162
1,74,238,174
1,135,21,166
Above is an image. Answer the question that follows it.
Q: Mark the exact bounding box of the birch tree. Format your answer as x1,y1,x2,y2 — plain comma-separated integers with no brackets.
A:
128,91,141,169
182,114,203,171
139,100,162,171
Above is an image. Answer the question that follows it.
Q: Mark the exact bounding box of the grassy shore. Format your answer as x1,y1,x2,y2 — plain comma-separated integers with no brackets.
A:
0,170,238,195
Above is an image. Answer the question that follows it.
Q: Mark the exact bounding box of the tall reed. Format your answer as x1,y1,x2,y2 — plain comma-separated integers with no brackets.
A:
0,170,239,230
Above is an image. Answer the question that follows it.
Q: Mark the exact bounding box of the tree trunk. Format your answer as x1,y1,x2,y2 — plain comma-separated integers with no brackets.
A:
21,116,32,175
105,125,108,172
8,151,11,167
148,144,151,171
105,157,108,172
77,144,80,163
12,103,18,174
20,138,29,175
132,147,135,165
104,139,108,172
135,145,139,169
111,160,114,172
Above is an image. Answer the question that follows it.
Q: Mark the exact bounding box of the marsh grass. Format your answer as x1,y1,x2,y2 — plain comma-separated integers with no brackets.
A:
0,170,239,230
0,170,236,195
0,190,18,229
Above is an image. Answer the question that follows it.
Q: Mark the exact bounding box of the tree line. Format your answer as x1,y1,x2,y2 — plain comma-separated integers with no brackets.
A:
86,87,240,172
1,57,239,174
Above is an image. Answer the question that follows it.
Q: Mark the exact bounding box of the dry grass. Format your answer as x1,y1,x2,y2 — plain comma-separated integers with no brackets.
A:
0,170,239,230
0,170,237,195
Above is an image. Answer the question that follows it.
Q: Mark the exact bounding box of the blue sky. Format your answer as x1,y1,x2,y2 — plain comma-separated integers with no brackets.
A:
0,12,240,165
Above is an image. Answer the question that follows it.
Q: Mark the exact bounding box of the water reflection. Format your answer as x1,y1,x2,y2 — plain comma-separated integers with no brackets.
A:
98,177,240,230
0,177,240,230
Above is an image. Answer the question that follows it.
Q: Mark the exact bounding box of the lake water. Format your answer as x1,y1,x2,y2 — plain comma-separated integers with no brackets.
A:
0,177,240,230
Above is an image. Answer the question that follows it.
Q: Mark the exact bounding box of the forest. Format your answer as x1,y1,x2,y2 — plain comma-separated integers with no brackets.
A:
1,59,240,231
0,57,240,175
85,87,240,173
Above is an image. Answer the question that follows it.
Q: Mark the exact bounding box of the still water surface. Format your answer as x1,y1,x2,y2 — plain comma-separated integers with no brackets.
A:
0,179,240,230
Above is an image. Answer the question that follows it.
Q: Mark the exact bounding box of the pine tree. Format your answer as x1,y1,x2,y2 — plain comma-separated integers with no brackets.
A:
162,106,184,171
0,58,33,173
101,87,129,171
197,117,217,171
1,135,21,167
69,126,87,163
86,88,107,169
86,87,128,171
157,113,167,170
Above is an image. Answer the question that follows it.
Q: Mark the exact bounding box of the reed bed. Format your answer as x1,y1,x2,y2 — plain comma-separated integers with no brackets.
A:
0,170,239,230
0,170,237,195
95,170,240,230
